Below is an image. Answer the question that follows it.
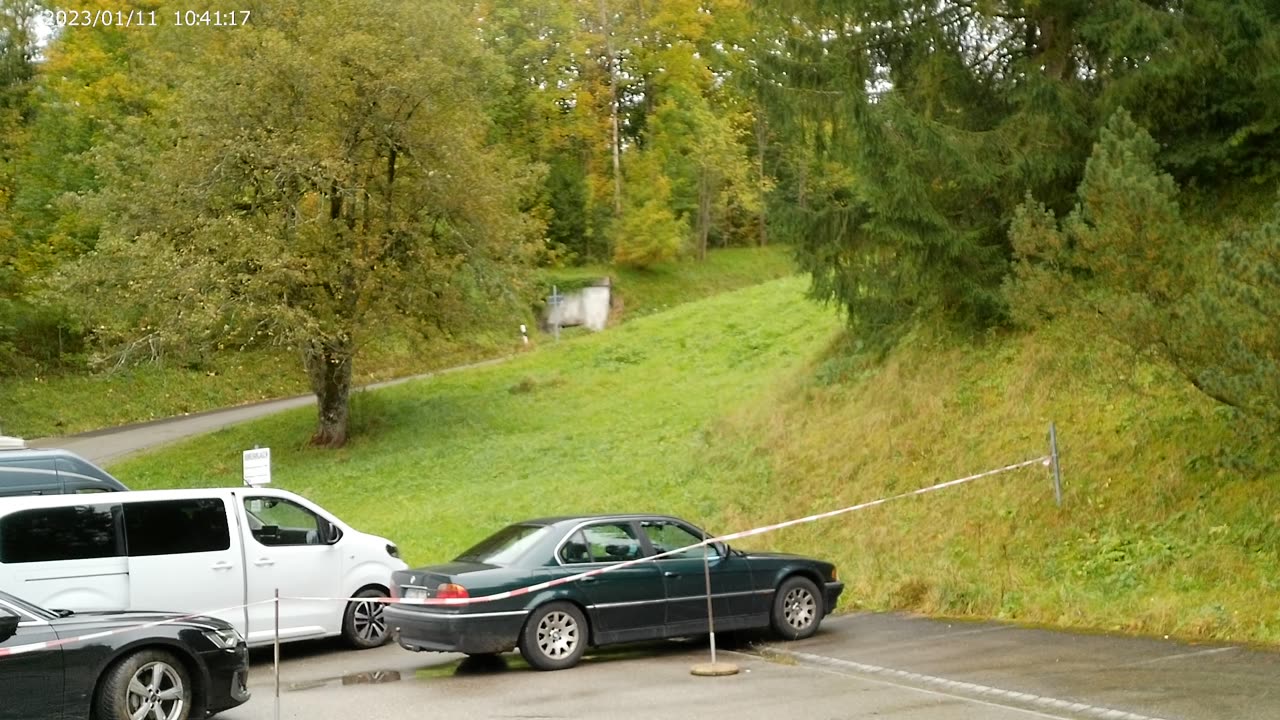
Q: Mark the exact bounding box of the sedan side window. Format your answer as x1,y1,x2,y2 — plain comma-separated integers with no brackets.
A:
559,530,592,564
580,523,643,563
640,520,715,560
244,497,325,546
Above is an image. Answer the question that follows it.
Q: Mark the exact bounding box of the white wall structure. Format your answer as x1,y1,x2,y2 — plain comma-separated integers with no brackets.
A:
545,279,612,332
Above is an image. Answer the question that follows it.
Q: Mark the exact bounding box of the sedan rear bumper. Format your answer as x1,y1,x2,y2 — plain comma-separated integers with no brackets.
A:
824,582,844,614
386,605,529,655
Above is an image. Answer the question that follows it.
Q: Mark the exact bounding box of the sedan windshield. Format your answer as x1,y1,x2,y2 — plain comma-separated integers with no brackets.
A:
0,591,56,621
455,524,552,565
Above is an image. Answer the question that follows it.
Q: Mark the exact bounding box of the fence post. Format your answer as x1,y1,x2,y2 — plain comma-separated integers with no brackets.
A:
1049,422,1063,507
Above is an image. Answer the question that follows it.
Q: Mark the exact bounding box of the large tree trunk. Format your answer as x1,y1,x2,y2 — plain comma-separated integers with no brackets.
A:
599,0,623,216
697,170,713,261
304,340,353,448
754,110,768,247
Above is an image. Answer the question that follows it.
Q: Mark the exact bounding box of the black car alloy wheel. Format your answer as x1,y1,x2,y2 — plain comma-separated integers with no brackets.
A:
520,601,588,671
95,649,193,720
771,576,822,640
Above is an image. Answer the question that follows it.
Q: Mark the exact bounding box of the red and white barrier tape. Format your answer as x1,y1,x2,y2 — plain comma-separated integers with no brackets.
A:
1,455,1049,657
285,455,1051,608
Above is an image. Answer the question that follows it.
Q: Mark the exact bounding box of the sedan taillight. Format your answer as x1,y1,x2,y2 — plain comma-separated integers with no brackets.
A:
436,583,469,600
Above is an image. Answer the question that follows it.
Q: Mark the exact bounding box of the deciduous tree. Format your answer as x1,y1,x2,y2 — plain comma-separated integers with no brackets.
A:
57,0,539,446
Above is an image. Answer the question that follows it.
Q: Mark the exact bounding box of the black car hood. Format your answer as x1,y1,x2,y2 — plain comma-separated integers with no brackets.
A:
46,610,231,634
738,550,809,560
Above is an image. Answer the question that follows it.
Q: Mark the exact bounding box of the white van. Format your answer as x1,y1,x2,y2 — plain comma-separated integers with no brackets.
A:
0,487,407,648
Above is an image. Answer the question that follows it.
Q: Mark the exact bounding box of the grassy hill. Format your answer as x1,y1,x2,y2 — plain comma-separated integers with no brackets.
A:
1,246,794,439
110,276,1280,646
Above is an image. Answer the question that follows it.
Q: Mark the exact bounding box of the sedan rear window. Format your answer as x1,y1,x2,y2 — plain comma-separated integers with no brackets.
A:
455,524,552,565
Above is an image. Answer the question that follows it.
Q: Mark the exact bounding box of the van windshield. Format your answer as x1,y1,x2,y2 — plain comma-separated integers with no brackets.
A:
454,524,551,566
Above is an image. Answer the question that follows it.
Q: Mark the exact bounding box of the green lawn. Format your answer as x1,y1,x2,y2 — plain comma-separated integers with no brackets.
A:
105,268,1280,647
1,246,795,439
111,276,841,566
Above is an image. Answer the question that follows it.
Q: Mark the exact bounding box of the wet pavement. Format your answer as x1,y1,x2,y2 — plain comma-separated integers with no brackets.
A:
215,613,1279,720
774,613,1280,720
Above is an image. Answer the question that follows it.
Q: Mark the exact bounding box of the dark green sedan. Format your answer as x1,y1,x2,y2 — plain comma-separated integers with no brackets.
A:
385,514,843,670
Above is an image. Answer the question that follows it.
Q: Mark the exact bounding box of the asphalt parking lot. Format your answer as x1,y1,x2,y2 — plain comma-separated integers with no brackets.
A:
215,613,1280,720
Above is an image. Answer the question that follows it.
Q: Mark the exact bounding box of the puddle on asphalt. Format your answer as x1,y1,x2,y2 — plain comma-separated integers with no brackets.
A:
288,670,402,692
290,640,719,691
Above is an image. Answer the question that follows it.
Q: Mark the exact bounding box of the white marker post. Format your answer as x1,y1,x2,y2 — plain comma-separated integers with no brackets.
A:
243,447,271,487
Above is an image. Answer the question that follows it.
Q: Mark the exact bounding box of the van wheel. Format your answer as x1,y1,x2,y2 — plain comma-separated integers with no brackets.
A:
95,649,193,720
343,588,390,649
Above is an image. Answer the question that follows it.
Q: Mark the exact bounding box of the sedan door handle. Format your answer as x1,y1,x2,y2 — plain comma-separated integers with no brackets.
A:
663,571,679,578
211,561,234,571
580,576,597,583
253,558,275,567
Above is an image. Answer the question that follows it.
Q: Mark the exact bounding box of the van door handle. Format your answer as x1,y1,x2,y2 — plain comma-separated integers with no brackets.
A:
211,561,234,571
253,558,275,567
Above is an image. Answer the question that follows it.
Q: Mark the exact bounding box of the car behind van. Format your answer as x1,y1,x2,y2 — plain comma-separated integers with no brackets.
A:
0,487,407,649
0,435,130,496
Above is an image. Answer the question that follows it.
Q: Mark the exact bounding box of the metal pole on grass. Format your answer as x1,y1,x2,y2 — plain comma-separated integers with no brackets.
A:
1049,422,1063,507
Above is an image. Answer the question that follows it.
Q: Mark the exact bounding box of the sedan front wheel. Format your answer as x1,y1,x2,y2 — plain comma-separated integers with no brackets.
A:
519,601,587,671
770,576,822,640
95,649,193,720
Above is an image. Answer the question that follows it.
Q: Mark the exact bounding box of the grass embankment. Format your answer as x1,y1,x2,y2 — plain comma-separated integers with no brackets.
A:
0,246,794,439
110,272,1279,646
709,319,1280,645
111,275,841,563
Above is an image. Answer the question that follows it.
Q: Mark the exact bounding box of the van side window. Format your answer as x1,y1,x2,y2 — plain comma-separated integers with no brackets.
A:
243,497,326,546
124,499,230,556
0,505,124,563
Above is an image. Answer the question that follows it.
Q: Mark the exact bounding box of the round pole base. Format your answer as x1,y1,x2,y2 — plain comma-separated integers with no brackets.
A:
690,661,740,677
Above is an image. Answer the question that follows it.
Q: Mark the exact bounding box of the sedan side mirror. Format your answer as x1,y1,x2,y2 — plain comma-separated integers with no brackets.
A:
0,614,18,643
712,542,729,559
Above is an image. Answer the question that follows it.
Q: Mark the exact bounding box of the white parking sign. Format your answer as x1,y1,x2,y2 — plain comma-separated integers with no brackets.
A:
242,447,271,486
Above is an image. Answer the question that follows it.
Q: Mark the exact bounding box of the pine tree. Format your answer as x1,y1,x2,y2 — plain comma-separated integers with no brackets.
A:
1196,204,1280,427
755,0,1280,334
1006,110,1188,345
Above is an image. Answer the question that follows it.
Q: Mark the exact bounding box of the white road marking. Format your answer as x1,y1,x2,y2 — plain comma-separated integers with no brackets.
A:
842,622,1016,652
1117,646,1239,667
752,648,1172,720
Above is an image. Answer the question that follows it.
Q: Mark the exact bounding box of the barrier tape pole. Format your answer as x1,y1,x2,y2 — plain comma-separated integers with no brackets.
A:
0,454,1050,658
273,588,281,720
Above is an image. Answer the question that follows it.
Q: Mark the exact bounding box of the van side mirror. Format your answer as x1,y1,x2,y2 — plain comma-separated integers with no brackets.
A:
0,614,19,643
322,520,343,545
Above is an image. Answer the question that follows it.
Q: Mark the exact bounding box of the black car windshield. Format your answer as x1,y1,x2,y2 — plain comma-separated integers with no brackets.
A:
0,590,56,621
455,524,552,565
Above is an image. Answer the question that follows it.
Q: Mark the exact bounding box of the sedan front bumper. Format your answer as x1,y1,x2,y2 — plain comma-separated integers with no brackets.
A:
824,582,845,614
386,605,529,656
199,642,250,716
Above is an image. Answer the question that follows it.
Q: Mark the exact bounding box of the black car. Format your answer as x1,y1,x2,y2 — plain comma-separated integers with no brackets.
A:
0,590,249,720
387,514,844,670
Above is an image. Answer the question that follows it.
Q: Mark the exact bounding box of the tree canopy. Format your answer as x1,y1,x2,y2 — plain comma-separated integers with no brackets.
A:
3,0,1280,438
